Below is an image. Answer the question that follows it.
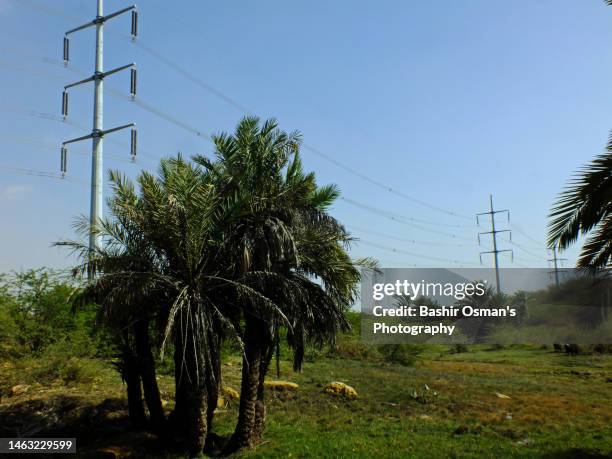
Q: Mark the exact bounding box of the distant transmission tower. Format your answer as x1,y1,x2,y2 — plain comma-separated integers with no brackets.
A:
548,246,567,287
60,0,139,272
477,195,512,293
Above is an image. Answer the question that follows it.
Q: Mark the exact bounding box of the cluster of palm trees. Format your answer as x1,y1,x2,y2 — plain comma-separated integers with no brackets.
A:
59,117,370,456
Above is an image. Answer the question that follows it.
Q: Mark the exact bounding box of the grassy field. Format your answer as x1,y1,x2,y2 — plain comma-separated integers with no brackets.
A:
1,344,611,458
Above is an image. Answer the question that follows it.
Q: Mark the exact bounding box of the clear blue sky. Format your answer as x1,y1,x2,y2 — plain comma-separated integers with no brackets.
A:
1,0,610,273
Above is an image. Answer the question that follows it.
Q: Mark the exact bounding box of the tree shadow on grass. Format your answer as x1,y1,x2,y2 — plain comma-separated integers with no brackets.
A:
0,395,168,457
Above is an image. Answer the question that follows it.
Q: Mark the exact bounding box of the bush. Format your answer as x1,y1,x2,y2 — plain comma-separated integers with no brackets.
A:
0,306,20,359
0,269,112,361
4,354,102,388
31,356,99,385
59,358,99,384
378,344,422,366
451,344,469,354
329,339,378,360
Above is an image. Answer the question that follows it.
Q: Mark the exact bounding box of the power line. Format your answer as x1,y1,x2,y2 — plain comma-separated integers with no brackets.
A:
125,34,474,220
4,55,487,260
12,0,476,221
509,240,547,261
341,197,474,228
347,225,476,248
340,197,475,241
9,0,557,269
126,38,474,219
126,38,473,219
88,43,474,220
508,221,556,258
4,57,473,225
130,40,253,115
121,93,211,140
511,259,530,268
509,221,545,247
2,50,524,269
357,240,479,266
305,145,472,220
0,165,87,186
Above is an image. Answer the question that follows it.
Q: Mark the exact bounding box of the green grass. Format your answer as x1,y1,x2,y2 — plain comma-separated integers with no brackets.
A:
222,349,612,458
1,346,611,458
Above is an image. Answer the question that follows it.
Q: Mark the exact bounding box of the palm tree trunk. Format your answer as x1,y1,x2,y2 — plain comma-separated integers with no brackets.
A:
124,352,147,427
204,344,222,455
206,334,221,428
223,315,263,454
119,330,146,427
175,380,208,457
134,318,166,432
171,314,209,457
253,338,274,441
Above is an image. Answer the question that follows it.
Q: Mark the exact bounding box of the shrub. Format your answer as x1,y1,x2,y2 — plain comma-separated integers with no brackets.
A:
451,344,469,354
28,355,94,385
377,344,422,366
0,306,20,359
329,339,378,360
0,269,113,361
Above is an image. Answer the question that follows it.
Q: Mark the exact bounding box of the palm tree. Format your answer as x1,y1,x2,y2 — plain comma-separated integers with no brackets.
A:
196,117,363,453
59,158,274,456
60,117,366,455
59,180,168,432
548,150,612,269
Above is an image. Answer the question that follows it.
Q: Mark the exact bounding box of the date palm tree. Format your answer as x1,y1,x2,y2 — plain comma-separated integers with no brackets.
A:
60,117,366,455
59,176,170,433
548,150,612,269
59,157,281,456
196,117,363,453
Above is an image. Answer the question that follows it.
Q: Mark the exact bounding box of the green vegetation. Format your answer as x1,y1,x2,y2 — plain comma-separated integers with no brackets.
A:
0,269,111,361
2,115,612,458
48,117,371,456
1,284,611,458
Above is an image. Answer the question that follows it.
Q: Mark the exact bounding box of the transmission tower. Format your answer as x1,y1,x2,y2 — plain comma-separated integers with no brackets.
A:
60,0,139,271
477,195,512,293
548,246,567,287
